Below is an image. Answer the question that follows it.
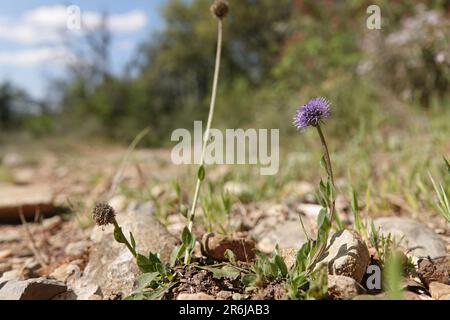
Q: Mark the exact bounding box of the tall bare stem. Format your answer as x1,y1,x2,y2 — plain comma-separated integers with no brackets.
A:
307,124,336,271
184,19,223,264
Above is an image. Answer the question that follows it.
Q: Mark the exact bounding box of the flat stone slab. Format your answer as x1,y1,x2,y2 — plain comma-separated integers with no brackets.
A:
0,277,66,300
373,217,447,260
0,185,55,221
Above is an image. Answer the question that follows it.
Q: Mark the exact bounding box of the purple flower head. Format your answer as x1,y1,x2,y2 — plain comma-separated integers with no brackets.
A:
293,97,331,130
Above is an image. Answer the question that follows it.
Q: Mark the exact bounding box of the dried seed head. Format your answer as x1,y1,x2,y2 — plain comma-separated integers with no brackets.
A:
210,0,229,19
92,202,116,226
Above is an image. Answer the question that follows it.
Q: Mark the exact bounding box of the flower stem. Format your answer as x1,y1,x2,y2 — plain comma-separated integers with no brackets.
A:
316,124,335,221
184,19,223,265
113,219,136,257
306,124,336,272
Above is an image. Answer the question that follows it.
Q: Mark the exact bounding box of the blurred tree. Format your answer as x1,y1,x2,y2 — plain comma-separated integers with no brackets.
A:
53,0,450,145
0,83,26,130
0,82,53,135
125,0,295,144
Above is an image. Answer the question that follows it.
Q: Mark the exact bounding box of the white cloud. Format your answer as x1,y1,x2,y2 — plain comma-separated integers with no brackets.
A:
108,10,147,32
0,47,74,66
0,23,61,44
23,5,69,28
0,5,148,45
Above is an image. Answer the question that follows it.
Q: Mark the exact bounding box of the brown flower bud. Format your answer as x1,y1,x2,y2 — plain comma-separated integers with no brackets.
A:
210,0,229,19
92,202,116,226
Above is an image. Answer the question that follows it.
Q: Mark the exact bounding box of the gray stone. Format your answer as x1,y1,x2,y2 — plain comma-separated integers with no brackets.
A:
0,263,12,275
177,293,215,300
72,283,101,300
77,202,177,298
223,181,252,200
429,282,450,300
0,277,66,300
256,219,308,253
109,195,127,212
0,185,55,221
0,249,12,261
65,241,89,257
0,229,21,243
373,217,447,260
12,168,35,185
42,216,63,230
327,275,366,300
0,270,21,289
52,291,78,300
296,203,322,219
2,153,25,167
50,263,82,283
23,258,41,274
317,229,370,283
282,181,315,200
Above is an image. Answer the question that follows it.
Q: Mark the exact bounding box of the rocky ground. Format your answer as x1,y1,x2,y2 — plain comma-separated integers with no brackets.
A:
0,146,449,300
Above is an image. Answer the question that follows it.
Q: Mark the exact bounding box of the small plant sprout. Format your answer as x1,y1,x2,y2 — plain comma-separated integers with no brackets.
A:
183,0,229,265
428,157,450,223
293,97,336,271
93,202,176,300
92,203,136,257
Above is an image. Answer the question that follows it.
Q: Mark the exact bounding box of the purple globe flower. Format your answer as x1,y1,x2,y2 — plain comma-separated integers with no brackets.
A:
293,97,331,130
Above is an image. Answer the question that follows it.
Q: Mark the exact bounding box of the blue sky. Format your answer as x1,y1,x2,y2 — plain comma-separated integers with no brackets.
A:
0,0,167,98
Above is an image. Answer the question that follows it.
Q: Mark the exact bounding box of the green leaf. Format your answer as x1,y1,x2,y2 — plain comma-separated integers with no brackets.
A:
148,252,162,265
327,178,336,202
180,205,189,218
333,210,344,231
224,249,236,264
199,265,241,280
274,255,288,277
169,247,178,268
156,262,168,276
370,222,379,249
295,241,311,272
316,208,328,230
113,227,126,244
143,284,170,300
444,156,450,174
172,180,181,197
198,165,206,181
222,192,231,212
241,273,257,286
135,272,160,291
130,232,136,249
136,254,153,273
124,292,145,300
170,245,185,267
181,227,193,246
319,155,327,172
306,265,328,300
319,179,327,195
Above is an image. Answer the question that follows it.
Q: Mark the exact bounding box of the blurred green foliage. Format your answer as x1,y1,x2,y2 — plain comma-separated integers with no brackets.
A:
1,0,449,145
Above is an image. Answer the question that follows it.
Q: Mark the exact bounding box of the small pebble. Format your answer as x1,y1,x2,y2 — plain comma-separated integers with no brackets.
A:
0,262,12,274
42,216,63,230
65,241,89,257
0,249,13,261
